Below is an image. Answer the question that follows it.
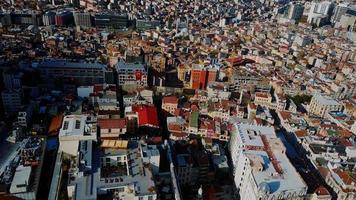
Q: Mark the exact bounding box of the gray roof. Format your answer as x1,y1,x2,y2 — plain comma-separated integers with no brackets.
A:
115,61,146,71
35,60,107,69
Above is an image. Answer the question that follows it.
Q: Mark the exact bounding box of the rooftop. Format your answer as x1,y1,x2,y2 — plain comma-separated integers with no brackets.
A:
313,94,341,106
34,59,107,69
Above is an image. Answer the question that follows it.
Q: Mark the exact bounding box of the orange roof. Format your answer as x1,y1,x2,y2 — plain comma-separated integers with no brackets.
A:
295,130,307,138
98,118,127,129
255,92,269,98
48,114,64,136
333,169,356,186
162,96,179,104
279,111,291,121
315,186,330,196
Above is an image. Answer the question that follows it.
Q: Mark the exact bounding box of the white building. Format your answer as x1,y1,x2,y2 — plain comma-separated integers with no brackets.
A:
141,143,160,175
116,61,147,88
58,115,97,156
65,140,157,200
308,94,343,118
331,4,349,24
307,1,334,26
9,165,32,194
229,124,307,200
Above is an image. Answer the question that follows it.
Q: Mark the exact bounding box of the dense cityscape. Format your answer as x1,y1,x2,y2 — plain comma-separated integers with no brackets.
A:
0,0,355,200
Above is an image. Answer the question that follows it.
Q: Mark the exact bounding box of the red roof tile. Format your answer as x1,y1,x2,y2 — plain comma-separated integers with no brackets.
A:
132,105,159,127
314,186,330,196
162,96,178,104
98,118,127,129
279,111,291,121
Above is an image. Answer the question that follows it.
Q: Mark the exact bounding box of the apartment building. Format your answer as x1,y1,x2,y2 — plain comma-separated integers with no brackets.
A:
34,59,108,86
229,124,307,200
309,94,343,118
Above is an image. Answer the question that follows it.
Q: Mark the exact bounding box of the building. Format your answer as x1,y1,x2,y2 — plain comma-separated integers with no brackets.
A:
141,143,160,175
55,10,74,26
307,1,334,26
73,11,92,27
331,4,349,24
2,70,22,89
308,94,343,118
17,104,33,127
136,19,161,30
288,3,304,21
229,124,307,200
324,163,356,200
254,92,272,107
10,10,42,26
190,64,217,90
207,82,231,100
9,166,32,195
0,138,45,200
34,59,108,86
53,139,158,200
162,96,179,115
131,104,159,128
98,118,127,138
1,89,22,113
80,0,97,11
116,60,147,88
58,115,97,156
94,13,128,29
42,11,56,26
88,84,119,111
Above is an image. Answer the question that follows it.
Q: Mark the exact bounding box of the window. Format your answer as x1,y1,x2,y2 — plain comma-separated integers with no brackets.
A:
75,120,81,129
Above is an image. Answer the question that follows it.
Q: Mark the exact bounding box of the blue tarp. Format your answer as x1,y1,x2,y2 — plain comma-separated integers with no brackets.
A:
46,138,58,150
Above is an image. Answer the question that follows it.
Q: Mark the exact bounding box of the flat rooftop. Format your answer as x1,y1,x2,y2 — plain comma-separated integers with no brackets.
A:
236,124,275,146
59,115,86,137
245,148,307,194
116,61,146,71
314,94,341,106
35,59,106,69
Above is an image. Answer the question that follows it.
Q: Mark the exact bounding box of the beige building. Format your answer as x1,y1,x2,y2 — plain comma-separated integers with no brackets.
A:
162,96,179,115
308,94,343,118
254,92,272,107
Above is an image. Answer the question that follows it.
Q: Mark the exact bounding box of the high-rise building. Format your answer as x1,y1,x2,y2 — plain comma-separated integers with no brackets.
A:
1,89,22,113
331,4,349,24
55,10,74,26
73,11,92,27
190,64,217,90
10,10,42,26
94,13,128,29
2,70,22,89
287,3,304,21
34,59,108,86
229,124,308,200
42,11,56,26
307,1,334,25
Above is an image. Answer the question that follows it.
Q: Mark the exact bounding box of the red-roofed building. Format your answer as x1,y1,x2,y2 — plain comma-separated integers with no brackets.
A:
190,66,217,90
311,186,331,200
162,96,179,115
98,118,127,138
132,105,159,128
